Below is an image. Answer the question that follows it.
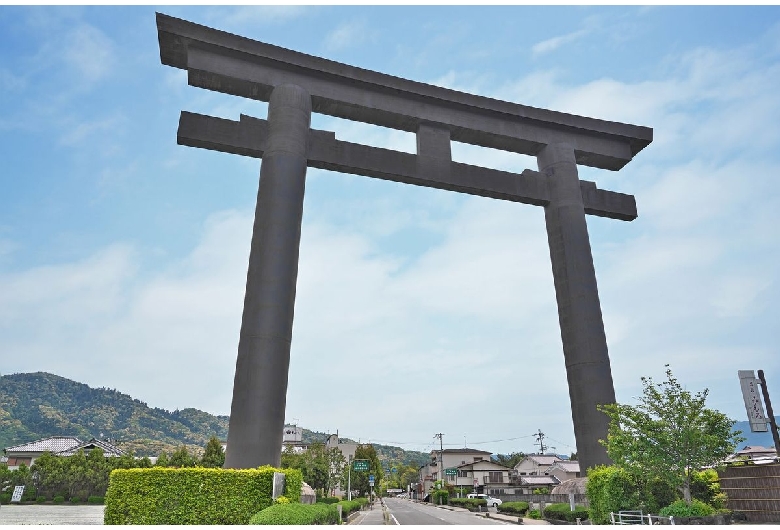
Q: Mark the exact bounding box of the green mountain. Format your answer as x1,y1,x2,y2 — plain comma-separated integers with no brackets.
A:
0,372,429,466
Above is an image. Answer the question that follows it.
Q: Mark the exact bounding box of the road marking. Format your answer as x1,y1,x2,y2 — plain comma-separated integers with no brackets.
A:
390,514,400,525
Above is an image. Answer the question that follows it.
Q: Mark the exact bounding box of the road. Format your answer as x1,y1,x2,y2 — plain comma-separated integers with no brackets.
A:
355,498,510,525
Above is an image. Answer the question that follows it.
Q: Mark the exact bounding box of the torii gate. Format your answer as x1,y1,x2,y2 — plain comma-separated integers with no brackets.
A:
156,13,652,473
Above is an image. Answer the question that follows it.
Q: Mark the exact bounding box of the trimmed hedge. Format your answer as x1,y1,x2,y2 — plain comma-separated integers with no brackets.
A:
659,499,715,517
249,503,339,525
104,465,302,524
543,502,589,523
338,497,369,516
448,497,487,510
88,496,105,504
497,501,529,515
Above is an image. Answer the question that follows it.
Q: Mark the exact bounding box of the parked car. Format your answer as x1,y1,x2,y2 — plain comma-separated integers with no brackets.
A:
466,493,502,507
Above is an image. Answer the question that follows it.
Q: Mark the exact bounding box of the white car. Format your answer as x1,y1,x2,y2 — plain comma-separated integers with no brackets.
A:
466,493,502,507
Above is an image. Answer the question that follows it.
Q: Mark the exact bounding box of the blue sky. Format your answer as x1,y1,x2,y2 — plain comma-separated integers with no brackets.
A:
1,6,779,457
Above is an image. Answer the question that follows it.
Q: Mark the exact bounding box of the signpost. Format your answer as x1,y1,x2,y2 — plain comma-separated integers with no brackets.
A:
353,459,370,471
445,468,457,477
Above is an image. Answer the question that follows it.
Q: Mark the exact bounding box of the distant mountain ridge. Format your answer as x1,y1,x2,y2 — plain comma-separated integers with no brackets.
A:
732,418,778,449
0,372,428,466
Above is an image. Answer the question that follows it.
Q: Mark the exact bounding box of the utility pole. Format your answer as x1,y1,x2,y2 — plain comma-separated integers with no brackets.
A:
757,370,780,458
434,433,445,487
534,430,547,454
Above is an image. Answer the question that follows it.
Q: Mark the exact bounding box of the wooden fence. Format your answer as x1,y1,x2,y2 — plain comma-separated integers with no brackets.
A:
719,462,780,523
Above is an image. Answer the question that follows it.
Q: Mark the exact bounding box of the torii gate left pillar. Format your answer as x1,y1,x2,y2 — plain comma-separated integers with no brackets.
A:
156,13,653,472
226,85,311,468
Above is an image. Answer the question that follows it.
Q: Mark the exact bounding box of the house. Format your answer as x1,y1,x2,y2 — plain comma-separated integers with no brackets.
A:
513,474,561,494
55,438,124,457
419,448,493,495
453,459,513,496
3,436,125,470
3,436,83,469
546,460,580,483
725,445,778,465
513,453,563,477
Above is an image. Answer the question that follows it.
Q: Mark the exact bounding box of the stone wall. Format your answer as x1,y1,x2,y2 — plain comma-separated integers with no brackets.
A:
719,462,780,523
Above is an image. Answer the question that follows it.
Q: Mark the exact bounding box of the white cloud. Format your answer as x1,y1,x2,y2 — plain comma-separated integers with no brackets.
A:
62,24,115,85
531,29,589,57
323,19,372,53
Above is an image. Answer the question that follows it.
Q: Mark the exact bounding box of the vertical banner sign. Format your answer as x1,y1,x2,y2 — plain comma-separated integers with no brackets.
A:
739,370,769,432
11,485,25,503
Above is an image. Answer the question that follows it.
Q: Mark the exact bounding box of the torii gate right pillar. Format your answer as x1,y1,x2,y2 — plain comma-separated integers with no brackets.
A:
538,143,615,471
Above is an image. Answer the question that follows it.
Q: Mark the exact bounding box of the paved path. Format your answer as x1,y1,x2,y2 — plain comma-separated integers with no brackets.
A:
0,504,105,525
351,498,551,525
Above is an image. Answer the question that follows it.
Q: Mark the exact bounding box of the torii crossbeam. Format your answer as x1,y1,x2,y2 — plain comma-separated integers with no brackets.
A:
156,13,652,473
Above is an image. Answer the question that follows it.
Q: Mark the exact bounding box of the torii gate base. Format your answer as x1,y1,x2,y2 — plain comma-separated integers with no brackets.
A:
156,13,653,473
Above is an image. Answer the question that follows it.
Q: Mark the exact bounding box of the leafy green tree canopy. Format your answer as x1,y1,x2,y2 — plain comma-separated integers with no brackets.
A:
597,365,744,504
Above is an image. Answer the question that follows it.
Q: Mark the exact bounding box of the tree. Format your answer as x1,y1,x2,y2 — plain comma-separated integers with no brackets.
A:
169,446,195,468
342,444,383,498
598,365,744,504
201,436,225,468
491,452,525,469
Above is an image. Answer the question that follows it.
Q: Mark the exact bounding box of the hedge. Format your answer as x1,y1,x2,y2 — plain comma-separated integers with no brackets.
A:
543,502,589,523
104,465,302,524
249,502,339,525
586,465,639,524
338,497,369,516
497,501,529,515
448,498,487,510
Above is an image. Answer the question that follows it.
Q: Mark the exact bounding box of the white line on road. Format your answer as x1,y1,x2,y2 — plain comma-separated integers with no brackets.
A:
390,514,399,525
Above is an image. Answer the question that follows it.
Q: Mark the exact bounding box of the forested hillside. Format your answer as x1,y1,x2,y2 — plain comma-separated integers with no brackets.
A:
0,372,430,466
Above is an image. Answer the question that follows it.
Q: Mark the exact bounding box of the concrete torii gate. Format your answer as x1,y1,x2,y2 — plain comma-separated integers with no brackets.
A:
156,13,652,473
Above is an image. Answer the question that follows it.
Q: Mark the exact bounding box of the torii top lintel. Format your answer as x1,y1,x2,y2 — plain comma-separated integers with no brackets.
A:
156,13,652,172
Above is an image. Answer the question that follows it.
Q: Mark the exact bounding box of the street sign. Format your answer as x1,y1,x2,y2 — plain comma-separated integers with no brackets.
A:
353,459,370,471
369,474,375,481
445,468,457,476
739,370,769,432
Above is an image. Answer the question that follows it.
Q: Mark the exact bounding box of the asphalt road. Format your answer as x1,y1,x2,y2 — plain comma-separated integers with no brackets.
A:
366,498,510,525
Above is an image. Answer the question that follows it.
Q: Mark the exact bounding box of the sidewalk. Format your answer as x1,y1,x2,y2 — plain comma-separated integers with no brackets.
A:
348,500,387,525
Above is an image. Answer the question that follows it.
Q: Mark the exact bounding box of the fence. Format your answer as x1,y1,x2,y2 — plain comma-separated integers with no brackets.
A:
719,462,780,523
494,493,590,508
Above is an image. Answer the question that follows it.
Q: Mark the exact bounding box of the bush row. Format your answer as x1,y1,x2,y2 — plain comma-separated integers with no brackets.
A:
104,466,302,524
248,496,369,525
543,503,590,523
448,497,487,510
497,501,529,515
249,503,339,525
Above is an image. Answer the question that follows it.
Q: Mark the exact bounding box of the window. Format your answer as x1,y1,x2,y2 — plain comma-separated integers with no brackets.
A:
488,471,503,483
473,457,483,462
6,457,32,466
458,470,469,478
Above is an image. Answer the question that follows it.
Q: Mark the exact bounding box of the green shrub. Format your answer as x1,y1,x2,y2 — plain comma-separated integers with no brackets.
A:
274,495,290,504
0,493,11,504
448,497,487,510
431,489,449,505
528,509,541,519
659,499,715,518
104,465,302,524
70,496,81,504
337,497,368,516
36,495,46,503
53,495,65,504
586,465,640,524
497,501,529,515
88,496,104,504
249,502,338,525
543,502,589,523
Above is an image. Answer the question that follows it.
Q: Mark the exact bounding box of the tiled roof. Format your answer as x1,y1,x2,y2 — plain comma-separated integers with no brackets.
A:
5,436,82,453
432,448,493,455
549,461,580,472
56,438,124,457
